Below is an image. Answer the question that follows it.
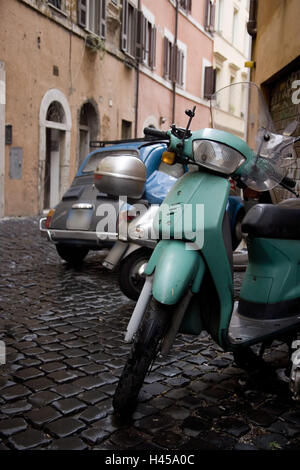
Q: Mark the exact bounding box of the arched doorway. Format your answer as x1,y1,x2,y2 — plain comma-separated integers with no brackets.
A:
78,101,99,168
39,89,72,212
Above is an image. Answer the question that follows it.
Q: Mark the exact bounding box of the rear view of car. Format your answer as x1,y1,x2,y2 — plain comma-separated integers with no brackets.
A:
40,139,168,263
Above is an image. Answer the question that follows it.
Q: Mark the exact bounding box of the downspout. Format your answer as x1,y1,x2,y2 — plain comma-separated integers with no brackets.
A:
247,0,257,37
172,0,179,123
134,0,141,137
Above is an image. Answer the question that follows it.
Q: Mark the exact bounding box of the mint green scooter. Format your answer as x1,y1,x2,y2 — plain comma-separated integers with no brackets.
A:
113,82,300,418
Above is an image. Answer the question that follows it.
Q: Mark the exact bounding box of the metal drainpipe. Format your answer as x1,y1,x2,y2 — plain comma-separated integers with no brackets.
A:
172,0,179,123
247,0,257,37
134,0,141,137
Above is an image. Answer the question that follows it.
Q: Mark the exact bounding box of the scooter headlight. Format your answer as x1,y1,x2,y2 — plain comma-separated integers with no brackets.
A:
193,140,245,175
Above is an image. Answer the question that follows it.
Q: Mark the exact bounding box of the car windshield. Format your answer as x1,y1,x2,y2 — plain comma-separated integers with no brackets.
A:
82,149,140,173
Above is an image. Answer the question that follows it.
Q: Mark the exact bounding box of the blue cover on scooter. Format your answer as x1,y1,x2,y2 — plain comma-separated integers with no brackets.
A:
144,170,178,204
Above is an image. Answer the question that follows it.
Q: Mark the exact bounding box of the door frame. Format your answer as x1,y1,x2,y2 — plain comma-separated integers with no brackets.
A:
39,89,72,213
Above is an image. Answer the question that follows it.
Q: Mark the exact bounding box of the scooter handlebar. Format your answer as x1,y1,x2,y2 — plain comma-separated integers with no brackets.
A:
144,127,170,140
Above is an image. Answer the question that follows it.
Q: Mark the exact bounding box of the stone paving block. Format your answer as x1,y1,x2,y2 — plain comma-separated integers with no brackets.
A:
1,384,31,401
39,352,64,363
135,413,176,434
13,367,44,382
79,406,107,423
78,364,108,375
1,399,32,415
48,437,88,450
0,418,27,437
63,357,90,368
60,348,87,359
109,429,145,448
26,377,55,392
53,398,86,415
216,417,250,438
254,432,289,450
29,390,61,407
48,370,78,384
81,426,109,445
8,428,51,450
26,406,62,427
40,362,67,374
78,389,108,406
72,376,106,391
45,417,85,438
18,358,42,368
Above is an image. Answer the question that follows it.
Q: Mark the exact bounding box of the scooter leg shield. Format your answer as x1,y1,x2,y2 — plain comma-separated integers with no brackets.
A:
147,240,200,305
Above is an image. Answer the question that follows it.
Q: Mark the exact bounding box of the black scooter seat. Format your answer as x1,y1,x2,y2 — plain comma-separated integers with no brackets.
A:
242,200,300,240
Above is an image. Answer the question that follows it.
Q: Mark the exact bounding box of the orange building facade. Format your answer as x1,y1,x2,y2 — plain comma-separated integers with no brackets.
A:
0,0,214,216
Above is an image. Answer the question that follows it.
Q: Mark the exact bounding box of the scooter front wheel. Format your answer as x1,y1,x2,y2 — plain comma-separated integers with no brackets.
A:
113,298,171,419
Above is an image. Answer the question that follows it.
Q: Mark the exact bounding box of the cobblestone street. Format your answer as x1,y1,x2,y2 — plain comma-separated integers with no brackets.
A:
0,216,299,451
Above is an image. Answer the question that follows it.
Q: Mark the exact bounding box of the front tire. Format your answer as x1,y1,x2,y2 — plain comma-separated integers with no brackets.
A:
113,298,170,419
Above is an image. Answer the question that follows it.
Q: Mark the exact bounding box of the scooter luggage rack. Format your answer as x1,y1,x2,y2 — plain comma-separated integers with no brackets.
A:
228,302,300,346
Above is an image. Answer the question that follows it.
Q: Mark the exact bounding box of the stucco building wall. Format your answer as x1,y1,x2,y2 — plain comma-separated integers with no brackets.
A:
1,0,136,216
250,0,300,200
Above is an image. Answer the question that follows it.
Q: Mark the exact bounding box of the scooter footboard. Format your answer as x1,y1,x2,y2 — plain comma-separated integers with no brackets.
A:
145,240,202,305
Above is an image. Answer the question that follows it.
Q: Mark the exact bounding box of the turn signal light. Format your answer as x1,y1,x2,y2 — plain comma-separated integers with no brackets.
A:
45,209,55,229
162,151,176,165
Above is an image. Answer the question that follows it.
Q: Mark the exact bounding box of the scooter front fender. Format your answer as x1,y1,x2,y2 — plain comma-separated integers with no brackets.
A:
145,240,202,305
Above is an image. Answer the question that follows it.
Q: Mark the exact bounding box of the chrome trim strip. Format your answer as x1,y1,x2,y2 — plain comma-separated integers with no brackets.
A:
44,229,118,242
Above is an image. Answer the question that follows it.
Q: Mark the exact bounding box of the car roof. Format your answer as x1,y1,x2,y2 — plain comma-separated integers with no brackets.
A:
76,140,167,177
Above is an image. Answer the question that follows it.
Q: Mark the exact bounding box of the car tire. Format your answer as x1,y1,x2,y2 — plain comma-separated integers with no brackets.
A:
232,209,245,251
119,248,152,301
56,244,89,264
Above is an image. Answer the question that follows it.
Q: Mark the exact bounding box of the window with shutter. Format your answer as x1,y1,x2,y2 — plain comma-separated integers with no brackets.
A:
163,37,170,79
163,36,185,86
141,17,156,70
149,26,156,70
48,0,63,10
204,66,216,99
77,0,87,27
121,0,138,58
179,0,192,14
204,0,215,33
78,0,106,39
100,0,106,39
136,11,145,62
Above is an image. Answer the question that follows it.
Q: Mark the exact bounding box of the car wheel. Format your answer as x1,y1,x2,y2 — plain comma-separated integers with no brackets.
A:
55,244,89,264
232,209,245,251
119,248,151,301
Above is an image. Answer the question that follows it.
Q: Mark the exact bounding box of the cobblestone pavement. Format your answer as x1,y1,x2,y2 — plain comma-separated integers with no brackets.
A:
0,217,299,451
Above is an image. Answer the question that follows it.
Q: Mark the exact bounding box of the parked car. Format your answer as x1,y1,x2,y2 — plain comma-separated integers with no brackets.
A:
40,138,245,263
40,138,171,263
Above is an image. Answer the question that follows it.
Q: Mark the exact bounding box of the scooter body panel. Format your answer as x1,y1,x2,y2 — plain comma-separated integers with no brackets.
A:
149,240,201,305
239,237,300,320
145,171,234,346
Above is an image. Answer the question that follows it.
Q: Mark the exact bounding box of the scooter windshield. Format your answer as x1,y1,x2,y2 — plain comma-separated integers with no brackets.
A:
210,82,296,191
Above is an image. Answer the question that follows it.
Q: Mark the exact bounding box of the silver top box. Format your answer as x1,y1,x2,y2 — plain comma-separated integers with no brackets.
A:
94,156,147,199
